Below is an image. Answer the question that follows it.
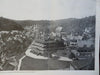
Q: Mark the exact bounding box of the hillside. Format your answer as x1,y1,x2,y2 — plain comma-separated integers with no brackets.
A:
0,16,95,39
0,17,23,31
0,16,95,33
16,16,95,36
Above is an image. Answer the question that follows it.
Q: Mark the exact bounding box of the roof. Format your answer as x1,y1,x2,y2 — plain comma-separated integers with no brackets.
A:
20,56,71,70
70,58,94,70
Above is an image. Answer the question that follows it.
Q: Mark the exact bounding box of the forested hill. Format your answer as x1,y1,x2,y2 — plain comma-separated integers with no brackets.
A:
0,16,95,36
0,17,23,31
55,16,95,35
16,16,95,35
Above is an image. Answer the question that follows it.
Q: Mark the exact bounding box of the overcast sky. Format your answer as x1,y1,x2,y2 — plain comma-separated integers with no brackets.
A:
0,0,96,20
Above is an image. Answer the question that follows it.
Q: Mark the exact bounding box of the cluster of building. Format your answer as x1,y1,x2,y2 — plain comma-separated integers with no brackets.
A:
0,24,95,70
0,30,29,70
26,25,94,70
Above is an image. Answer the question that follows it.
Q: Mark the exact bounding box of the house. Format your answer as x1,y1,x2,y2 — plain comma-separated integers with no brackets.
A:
77,38,94,48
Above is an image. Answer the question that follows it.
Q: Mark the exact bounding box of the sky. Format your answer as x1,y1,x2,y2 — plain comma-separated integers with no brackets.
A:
0,0,96,20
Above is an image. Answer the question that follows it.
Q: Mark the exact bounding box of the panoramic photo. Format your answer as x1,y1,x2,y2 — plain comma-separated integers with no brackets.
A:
0,0,95,70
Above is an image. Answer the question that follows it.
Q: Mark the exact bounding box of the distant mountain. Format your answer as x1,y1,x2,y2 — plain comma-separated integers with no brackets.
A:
16,16,95,36
0,17,23,31
0,16,95,36
55,16,95,35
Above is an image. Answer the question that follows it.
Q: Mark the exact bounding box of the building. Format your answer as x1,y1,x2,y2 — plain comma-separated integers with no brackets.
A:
28,38,66,57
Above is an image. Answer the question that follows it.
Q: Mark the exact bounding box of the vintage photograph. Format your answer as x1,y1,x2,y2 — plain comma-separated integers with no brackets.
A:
0,0,95,70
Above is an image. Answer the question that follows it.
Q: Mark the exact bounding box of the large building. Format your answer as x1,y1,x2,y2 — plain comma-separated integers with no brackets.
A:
28,38,66,57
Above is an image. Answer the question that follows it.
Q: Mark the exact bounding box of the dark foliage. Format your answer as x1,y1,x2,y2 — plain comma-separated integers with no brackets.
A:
0,17,23,31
